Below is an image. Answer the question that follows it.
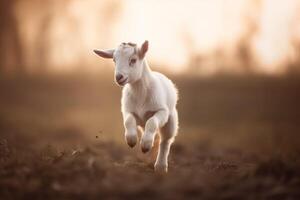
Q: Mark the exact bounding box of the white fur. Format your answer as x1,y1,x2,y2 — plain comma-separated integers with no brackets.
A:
94,41,179,173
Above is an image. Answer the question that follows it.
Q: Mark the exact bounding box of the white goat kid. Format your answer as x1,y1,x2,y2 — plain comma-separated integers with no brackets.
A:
94,41,178,173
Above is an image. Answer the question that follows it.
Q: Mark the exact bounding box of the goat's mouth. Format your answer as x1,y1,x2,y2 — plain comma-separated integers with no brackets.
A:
117,78,128,86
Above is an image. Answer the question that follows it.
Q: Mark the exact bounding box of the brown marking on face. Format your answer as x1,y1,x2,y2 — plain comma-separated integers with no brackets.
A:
127,42,137,47
121,42,137,47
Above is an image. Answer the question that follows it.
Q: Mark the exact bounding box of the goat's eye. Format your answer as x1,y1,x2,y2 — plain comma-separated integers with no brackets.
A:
129,58,137,66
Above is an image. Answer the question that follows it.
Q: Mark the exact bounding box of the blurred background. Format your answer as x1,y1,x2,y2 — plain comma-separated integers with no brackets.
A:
1,0,300,75
1,0,300,199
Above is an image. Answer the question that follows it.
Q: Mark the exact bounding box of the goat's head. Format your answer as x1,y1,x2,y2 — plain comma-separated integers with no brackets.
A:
94,40,149,86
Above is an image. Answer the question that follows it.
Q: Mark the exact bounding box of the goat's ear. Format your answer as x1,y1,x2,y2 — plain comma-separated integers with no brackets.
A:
93,49,114,59
138,40,149,59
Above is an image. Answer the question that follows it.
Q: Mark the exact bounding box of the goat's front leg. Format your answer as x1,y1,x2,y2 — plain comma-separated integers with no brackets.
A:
141,109,169,153
123,113,138,148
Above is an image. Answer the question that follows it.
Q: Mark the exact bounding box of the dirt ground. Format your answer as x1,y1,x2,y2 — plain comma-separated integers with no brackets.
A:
0,74,300,200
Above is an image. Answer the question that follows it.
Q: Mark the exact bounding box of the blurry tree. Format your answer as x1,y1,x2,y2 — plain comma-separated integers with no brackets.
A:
286,4,300,74
0,0,25,75
182,30,202,72
36,1,56,72
235,0,261,73
183,30,227,75
34,0,72,72
286,38,300,74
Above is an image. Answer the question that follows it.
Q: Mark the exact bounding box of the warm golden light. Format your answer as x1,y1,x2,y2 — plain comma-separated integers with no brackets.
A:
5,0,300,75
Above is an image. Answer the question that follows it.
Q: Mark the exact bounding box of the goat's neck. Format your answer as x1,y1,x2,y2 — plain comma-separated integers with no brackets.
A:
129,59,152,93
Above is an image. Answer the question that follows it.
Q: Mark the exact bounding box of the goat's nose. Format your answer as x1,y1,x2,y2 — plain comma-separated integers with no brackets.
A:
116,74,123,82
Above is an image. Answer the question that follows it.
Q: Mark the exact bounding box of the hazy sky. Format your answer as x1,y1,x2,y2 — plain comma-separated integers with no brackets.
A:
114,0,300,73
16,0,300,74
115,0,243,71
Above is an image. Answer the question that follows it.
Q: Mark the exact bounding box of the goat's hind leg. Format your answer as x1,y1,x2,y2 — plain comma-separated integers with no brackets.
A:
155,110,178,173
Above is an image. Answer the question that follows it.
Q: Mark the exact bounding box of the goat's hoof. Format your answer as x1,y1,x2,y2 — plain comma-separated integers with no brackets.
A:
125,134,137,148
128,142,136,148
140,138,153,153
154,163,168,173
141,146,150,153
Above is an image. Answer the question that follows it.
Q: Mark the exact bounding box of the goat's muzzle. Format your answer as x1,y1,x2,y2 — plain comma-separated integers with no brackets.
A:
115,74,128,86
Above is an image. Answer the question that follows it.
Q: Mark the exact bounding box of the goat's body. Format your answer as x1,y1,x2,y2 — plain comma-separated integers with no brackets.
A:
121,61,178,172
122,71,178,128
